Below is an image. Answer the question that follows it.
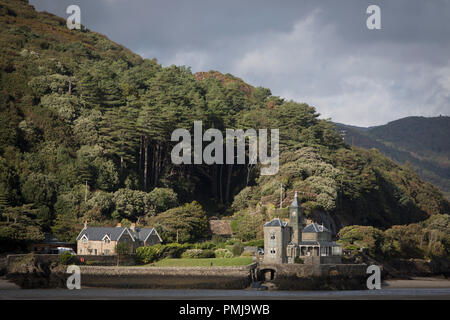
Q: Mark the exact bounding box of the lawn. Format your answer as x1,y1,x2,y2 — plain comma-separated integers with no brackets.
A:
149,257,253,267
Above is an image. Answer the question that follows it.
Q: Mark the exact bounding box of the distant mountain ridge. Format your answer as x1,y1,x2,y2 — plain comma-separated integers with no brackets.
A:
336,116,450,199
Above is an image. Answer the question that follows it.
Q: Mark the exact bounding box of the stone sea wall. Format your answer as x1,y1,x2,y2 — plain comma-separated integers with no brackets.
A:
259,263,368,290
78,265,256,289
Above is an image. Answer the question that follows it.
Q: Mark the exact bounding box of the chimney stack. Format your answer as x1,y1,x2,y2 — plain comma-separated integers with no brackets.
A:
84,221,87,229
130,223,136,231
116,223,121,228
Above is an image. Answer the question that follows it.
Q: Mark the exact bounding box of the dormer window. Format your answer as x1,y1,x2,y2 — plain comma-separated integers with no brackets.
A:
102,234,111,243
81,235,88,243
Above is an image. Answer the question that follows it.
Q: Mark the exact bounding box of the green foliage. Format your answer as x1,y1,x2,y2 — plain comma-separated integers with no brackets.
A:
149,201,209,243
231,242,244,257
0,1,448,252
200,249,215,258
136,245,160,264
147,188,178,214
339,215,450,260
214,248,233,258
181,249,203,259
59,251,74,265
294,257,304,264
116,241,132,255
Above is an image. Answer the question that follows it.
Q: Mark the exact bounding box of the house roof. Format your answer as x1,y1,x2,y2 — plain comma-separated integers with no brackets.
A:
303,223,330,233
76,226,158,242
130,227,161,243
264,218,288,227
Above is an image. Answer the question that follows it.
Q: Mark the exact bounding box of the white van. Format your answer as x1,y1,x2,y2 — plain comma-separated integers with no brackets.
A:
56,247,76,255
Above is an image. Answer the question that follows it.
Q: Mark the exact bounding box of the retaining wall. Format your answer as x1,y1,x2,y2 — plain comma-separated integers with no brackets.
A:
77,264,257,289
258,263,368,290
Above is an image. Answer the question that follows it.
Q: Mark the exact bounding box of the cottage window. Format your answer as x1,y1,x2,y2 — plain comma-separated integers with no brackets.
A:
104,238,110,244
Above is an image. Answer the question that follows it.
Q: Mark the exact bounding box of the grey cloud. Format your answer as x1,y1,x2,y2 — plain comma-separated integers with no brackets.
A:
30,0,450,126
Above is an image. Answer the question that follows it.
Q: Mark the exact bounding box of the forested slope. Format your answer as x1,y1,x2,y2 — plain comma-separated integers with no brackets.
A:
0,0,448,249
336,117,450,199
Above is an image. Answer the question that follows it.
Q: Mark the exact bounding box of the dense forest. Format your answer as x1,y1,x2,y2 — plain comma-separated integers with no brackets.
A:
0,0,449,251
336,117,450,199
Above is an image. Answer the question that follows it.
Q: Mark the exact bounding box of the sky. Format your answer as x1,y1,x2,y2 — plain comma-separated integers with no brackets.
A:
30,0,450,127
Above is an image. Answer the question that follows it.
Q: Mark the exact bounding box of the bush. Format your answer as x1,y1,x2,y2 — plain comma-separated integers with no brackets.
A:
59,251,74,265
240,250,254,257
136,245,161,264
181,249,203,258
294,257,304,264
160,243,186,258
214,248,233,258
200,249,215,258
232,243,244,257
196,241,217,250
243,239,264,247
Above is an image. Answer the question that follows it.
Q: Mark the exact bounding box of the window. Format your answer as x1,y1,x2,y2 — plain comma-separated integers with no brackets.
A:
104,238,110,244
104,249,110,255
270,234,276,240
270,248,276,255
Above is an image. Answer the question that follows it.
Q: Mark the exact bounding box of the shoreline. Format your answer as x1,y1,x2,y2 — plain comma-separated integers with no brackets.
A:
382,277,450,289
2,276,450,291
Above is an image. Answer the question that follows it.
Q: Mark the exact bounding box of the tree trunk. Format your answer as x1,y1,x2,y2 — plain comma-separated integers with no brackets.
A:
144,137,149,191
225,164,233,203
219,165,223,204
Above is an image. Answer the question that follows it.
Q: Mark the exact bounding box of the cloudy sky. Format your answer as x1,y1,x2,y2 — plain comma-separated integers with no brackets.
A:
30,0,450,126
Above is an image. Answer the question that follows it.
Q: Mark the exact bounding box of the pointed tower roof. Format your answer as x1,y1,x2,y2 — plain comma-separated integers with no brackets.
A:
289,191,301,208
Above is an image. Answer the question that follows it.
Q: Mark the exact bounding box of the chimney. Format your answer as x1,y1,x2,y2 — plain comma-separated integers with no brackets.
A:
116,223,121,228
84,221,87,229
130,223,136,232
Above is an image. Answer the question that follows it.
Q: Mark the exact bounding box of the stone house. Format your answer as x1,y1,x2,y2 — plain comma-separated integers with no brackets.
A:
263,192,342,264
76,223,162,255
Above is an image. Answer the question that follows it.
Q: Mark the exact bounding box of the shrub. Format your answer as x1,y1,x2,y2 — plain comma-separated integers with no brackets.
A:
294,257,304,264
232,243,244,257
181,249,203,259
136,245,161,264
214,248,233,258
160,243,186,258
196,241,217,250
200,249,215,258
243,239,264,247
240,250,254,257
59,251,74,265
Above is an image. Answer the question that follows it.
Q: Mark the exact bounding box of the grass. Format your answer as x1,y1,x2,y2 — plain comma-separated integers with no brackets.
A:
148,257,253,267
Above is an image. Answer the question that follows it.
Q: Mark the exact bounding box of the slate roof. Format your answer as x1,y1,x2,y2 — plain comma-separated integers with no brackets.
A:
130,227,160,243
264,218,288,227
76,226,159,242
303,223,330,233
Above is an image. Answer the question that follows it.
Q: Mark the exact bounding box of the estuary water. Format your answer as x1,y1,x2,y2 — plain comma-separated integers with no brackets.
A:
1,287,450,300
1,278,449,300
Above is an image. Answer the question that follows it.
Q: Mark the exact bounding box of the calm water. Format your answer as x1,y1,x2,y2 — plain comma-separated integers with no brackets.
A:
1,287,450,299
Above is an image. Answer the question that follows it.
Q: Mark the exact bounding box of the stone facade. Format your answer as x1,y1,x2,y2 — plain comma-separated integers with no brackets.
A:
76,223,161,255
263,192,342,264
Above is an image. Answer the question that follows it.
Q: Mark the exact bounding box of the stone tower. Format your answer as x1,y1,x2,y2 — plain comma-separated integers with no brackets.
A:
289,192,303,244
